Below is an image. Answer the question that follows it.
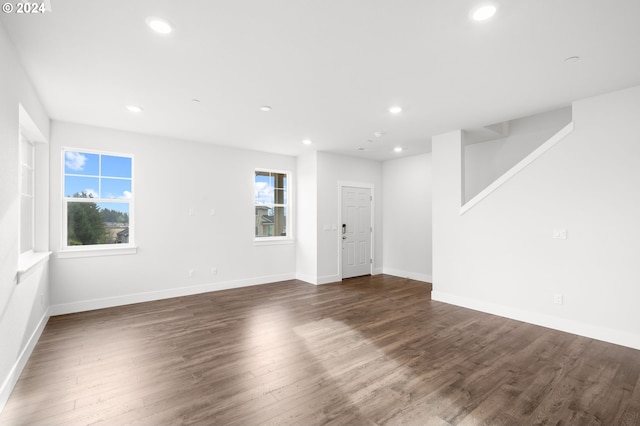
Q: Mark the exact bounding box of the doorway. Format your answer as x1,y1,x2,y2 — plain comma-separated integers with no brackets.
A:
341,186,372,279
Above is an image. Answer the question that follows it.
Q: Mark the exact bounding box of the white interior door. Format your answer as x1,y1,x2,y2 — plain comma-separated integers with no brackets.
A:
341,186,371,279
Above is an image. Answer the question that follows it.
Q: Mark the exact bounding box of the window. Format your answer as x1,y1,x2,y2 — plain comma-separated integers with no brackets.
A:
255,170,289,238
63,149,133,248
19,131,35,254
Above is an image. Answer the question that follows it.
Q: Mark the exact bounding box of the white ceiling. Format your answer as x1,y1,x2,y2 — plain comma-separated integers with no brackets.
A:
2,0,640,161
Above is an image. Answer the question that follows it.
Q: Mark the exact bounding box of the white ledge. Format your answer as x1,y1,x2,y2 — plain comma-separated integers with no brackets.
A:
254,238,294,246
461,121,575,215
17,251,52,284
57,245,138,259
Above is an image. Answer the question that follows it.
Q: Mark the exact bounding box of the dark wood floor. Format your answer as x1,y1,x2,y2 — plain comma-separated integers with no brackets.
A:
2,275,640,425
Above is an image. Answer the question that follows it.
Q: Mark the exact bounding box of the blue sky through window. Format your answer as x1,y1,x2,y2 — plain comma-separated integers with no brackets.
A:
64,150,132,213
254,172,286,205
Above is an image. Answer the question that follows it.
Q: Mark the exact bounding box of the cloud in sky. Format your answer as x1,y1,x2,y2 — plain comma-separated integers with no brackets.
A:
84,188,98,198
65,151,87,171
105,190,132,200
255,181,273,204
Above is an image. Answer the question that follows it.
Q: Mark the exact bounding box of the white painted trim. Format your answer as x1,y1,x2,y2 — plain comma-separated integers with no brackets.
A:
337,181,375,280
19,104,47,144
295,273,341,285
0,309,50,414
432,291,640,351
50,273,296,316
382,267,432,283
316,274,341,285
295,272,318,285
461,121,575,215
56,245,137,258
17,251,52,284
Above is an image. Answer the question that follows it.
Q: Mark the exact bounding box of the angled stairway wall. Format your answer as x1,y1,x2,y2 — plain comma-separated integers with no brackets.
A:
432,85,640,349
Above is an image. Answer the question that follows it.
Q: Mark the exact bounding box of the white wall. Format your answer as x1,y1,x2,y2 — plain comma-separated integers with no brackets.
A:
295,151,318,282
382,154,432,282
315,152,383,283
0,21,51,411
464,107,572,202
49,121,297,313
433,85,640,349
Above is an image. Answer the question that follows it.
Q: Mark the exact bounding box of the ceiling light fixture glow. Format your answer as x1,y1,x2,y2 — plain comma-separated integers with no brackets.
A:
126,105,143,113
260,105,272,112
389,106,402,114
394,147,403,153
145,17,173,34
302,139,312,145
470,3,498,21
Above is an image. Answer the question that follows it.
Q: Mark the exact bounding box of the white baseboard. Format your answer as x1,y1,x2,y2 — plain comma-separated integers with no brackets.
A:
382,267,432,283
295,272,317,285
315,274,341,285
295,272,341,285
50,273,296,316
432,291,640,351
0,309,50,414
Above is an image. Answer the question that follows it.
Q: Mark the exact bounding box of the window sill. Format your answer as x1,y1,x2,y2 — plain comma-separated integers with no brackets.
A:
254,238,294,246
18,251,52,284
57,245,138,259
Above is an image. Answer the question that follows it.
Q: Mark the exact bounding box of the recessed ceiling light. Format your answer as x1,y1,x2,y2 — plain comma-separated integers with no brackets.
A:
145,17,173,34
260,105,272,112
389,106,402,114
302,139,312,145
393,147,403,153
469,3,498,21
563,56,580,64
126,105,143,113
192,98,201,103
357,147,367,151
374,131,386,138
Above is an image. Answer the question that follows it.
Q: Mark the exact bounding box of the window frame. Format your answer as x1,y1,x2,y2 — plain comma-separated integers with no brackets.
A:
19,130,35,255
254,168,292,242
61,147,135,254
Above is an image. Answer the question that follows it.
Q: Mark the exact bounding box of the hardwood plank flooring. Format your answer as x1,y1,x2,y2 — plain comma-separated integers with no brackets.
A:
2,275,640,425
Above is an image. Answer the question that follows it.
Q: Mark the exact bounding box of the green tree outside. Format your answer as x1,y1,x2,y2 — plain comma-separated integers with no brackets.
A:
67,192,108,245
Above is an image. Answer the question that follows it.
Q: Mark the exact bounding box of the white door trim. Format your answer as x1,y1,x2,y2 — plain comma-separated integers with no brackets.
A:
337,181,375,280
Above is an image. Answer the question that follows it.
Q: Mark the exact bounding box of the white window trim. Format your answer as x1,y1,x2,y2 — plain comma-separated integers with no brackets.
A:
17,250,52,283
61,147,136,255
17,104,51,284
254,168,293,243
57,245,137,259
19,131,35,254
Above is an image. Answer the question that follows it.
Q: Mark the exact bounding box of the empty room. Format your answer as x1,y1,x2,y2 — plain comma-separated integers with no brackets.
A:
2,1,640,424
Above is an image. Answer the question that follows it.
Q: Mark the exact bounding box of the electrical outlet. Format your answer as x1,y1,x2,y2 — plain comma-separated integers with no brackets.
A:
211,267,218,276
554,294,563,305
188,269,195,277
